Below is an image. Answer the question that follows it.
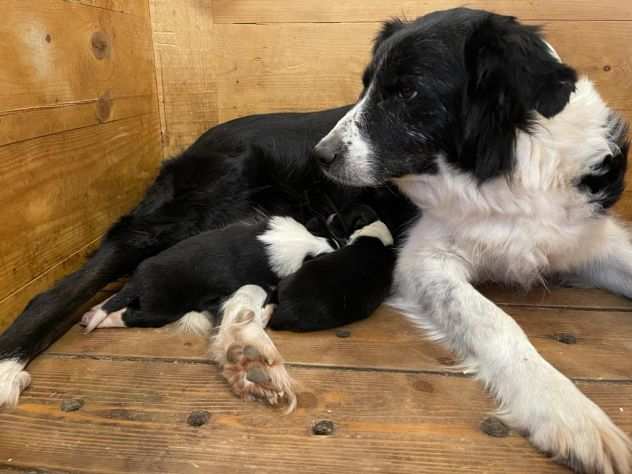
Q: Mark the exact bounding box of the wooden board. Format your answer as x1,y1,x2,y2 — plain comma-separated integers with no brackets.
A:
0,1,156,146
1,355,629,473
149,0,218,158
48,293,632,380
212,21,632,121
213,0,632,23
0,114,161,326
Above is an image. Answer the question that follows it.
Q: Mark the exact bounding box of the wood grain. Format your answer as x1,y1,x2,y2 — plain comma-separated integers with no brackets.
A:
212,21,632,122
47,297,632,380
0,1,156,145
0,114,161,322
213,0,632,23
149,0,218,158
1,356,629,473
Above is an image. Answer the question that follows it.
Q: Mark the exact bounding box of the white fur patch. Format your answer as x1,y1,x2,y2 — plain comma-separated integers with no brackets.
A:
348,220,393,247
258,216,334,278
317,90,378,186
174,311,213,336
0,359,30,408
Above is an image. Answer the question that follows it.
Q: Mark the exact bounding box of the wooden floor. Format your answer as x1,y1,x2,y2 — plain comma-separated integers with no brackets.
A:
1,286,631,473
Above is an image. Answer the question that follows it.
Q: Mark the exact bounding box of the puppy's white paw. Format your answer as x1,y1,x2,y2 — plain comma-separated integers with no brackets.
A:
211,309,296,412
81,307,126,333
0,359,31,409
505,376,631,473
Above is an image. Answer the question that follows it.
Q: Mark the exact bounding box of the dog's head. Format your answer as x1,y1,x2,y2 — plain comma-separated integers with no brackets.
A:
314,8,577,185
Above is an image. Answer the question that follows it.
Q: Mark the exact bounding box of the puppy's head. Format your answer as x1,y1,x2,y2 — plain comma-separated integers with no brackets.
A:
314,8,577,185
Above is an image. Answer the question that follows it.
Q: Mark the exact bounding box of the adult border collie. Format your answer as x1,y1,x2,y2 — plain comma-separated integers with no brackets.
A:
0,7,630,472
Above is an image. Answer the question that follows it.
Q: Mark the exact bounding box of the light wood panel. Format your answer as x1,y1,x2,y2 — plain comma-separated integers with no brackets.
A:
149,0,217,158
0,1,156,145
49,295,632,380
0,1,162,328
213,0,632,23
2,356,630,473
213,21,632,122
0,114,161,326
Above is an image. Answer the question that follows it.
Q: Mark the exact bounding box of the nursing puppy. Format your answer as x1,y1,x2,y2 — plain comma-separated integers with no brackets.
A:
314,8,631,473
270,208,396,332
80,216,334,333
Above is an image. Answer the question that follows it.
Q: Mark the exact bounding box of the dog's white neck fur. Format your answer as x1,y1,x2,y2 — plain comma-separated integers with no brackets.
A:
394,77,621,286
348,220,393,247
258,216,334,278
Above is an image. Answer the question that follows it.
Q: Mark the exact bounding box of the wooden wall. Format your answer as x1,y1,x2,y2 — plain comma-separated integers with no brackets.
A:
1,1,631,328
150,0,632,202
0,1,162,329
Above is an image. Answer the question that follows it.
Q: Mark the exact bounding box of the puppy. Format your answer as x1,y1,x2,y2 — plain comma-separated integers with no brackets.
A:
270,210,395,331
81,216,334,332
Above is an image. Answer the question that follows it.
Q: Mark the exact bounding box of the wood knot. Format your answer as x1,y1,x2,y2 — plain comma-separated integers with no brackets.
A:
412,379,434,393
480,416,510,437
187,410,210,427
553,333,577,345
91,31,111,60
45,34,52,43
312,420,335,436
96,90,112,122
603,65,612,72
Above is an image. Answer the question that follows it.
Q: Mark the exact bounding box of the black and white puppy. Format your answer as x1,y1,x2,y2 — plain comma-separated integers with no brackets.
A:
80,216,334,332
270,207,395,331
314,8,631,473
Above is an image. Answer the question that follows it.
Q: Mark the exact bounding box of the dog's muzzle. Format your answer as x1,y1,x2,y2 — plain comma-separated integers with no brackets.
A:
313,135,343,168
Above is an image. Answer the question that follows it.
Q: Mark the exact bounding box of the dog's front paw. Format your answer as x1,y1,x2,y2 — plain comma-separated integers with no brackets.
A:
0,359,31,409
507,376,631,473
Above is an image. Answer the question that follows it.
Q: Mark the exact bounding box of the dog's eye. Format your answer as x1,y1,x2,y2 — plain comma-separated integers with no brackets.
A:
397,85,418,101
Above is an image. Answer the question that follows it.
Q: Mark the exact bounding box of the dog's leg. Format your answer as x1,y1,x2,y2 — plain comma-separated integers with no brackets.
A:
393,248,631,474
211,303,296,413
563,217,632,299
0,151,256,408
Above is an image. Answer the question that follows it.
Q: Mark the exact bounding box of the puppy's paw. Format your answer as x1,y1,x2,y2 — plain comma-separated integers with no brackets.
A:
0,359,31,409
211,310,296,412
507,377,631,473
81,307,126,333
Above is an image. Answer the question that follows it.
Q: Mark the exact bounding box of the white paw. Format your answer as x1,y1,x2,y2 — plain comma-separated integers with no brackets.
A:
211,309,296,412
0,359,31,409
80,306,126,333
505,376,631,473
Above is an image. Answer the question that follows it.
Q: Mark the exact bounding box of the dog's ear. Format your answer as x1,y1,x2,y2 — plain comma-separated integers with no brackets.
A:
372,18,406,55
460,14,577,181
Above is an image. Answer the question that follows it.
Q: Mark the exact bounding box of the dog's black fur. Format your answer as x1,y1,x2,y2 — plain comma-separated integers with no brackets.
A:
91,204,388,329
0,107,416,362
270,209,396,332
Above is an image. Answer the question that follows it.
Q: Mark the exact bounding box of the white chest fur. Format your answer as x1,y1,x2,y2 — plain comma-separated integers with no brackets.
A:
394,78,621,287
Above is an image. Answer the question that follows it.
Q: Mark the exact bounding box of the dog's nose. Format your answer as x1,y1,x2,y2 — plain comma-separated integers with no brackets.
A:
313,138,340,168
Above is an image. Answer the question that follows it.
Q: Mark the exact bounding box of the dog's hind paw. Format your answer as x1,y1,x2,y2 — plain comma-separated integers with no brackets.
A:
0,359,31,409
211,308,296,413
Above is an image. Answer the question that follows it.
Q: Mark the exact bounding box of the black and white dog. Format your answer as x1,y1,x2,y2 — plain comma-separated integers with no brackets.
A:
314,8,631,473
0,7,630,472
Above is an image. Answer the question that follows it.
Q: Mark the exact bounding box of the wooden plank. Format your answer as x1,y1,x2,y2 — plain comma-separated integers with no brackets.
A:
481,285,632,310
0,114,161,319
2,356,630,473
213,22,632,122
0,238,101,332
149,0,218,158
48,300,632,380
0,1,156,144
213,0,632,23
65,0,148,16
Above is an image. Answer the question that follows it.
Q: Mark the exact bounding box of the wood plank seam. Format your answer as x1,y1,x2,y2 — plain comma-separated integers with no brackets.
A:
0,110,156,151
40,353,632,383
0,234,104,308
